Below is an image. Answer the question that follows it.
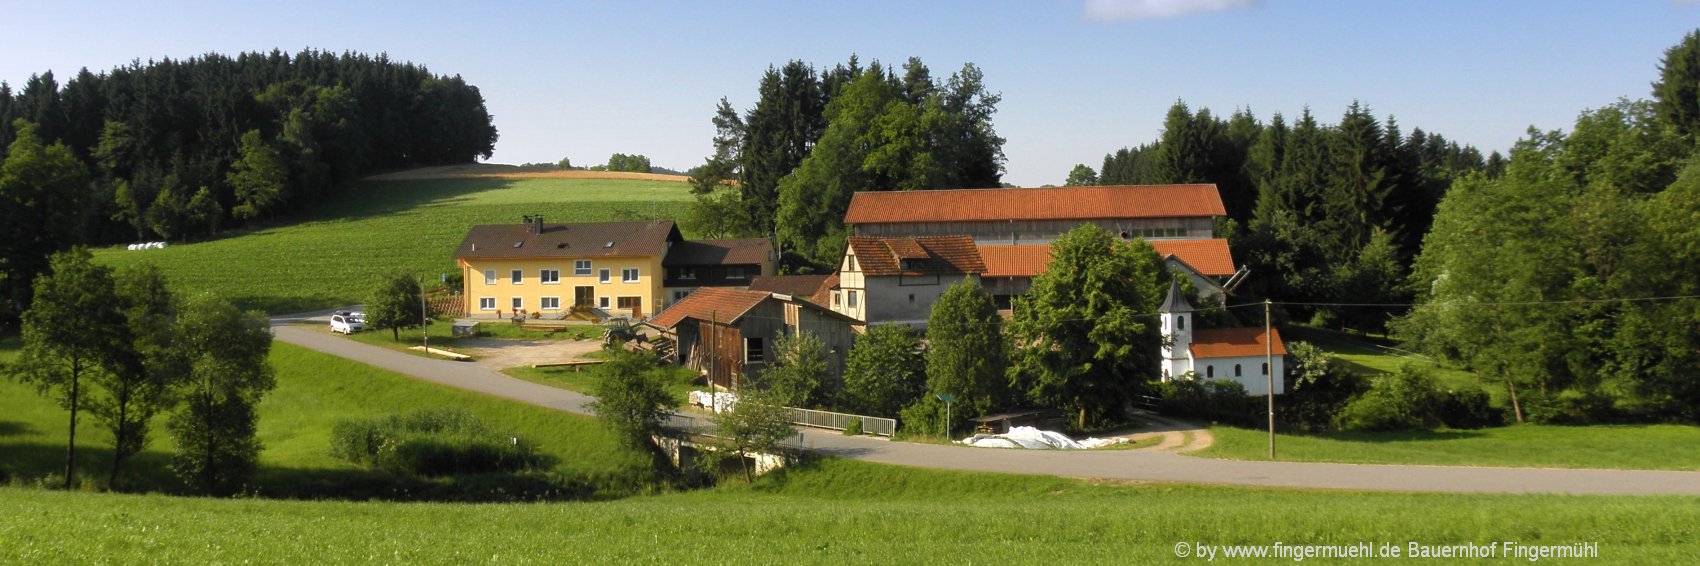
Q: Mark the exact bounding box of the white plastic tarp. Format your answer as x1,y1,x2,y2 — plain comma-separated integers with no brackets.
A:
688,390,738,413
957,426,1129,450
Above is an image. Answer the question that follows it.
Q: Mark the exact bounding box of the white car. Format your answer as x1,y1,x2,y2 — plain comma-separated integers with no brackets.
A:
330,312,365,334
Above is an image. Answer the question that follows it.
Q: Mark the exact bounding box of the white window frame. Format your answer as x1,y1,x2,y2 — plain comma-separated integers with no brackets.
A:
574,260,592,276
541,297,561,310
483,270,497,285
541,269,560,284
622,268,639,283
511,269,523,285
598,296,611,309
478,297,496,311
511,297,523,311
599,268,611,284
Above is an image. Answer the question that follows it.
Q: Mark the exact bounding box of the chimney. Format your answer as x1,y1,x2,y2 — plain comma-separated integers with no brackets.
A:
533,215,544,235
521,215,533,234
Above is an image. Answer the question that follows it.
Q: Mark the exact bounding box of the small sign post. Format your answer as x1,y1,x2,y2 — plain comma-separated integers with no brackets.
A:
936,394,956,440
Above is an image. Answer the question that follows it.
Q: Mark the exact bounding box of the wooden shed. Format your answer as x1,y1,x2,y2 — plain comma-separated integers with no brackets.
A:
645,288,860,390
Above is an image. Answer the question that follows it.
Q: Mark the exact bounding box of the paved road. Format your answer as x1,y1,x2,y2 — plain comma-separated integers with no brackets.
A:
272,322,1700,496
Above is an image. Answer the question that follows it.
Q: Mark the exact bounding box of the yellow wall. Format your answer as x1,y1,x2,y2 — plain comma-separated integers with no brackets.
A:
460,256,664,318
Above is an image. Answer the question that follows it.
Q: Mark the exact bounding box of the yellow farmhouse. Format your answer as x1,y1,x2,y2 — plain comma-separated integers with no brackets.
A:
452,216,772,320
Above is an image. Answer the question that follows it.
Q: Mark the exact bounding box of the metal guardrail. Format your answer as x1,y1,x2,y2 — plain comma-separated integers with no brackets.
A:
787,407,897,437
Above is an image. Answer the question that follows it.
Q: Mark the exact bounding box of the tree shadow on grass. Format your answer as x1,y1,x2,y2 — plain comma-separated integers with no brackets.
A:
1310,429,1488,444
0,421,36,437
0,441,178,491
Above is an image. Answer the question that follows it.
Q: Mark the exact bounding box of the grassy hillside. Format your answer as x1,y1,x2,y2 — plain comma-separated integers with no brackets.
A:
1283,326,1487,396
3,458,1696,563
0,340,651,495
91,177,695,314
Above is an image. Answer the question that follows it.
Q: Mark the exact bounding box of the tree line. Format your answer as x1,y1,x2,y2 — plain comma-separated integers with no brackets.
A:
0,49,498,324
1075,101,1494,332
8,249,274,494
1395,30,1700,424
686,56,1006,269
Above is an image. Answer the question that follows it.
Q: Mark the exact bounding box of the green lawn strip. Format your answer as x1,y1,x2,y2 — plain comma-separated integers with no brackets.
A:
1200,423,1700,471
90,177,694,314
2,458,1695,563
503,363,698,406
1285,326,1502,404
331,320,602,359
1,341,650,493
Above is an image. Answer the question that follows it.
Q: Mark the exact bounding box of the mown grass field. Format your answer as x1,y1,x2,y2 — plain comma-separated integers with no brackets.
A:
1284,326,1488,398
503,362,699,406
90,177,695,314
0,340,650,495
339,318,604,359
1201,423,1700,471
3,458,1697,563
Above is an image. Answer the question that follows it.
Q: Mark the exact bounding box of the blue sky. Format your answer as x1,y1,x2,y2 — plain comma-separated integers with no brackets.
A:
3,1,1697,186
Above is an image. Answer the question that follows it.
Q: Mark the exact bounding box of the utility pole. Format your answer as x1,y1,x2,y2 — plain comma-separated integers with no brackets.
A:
709,310,718,411
421,277,431,355
1265,299,1275,460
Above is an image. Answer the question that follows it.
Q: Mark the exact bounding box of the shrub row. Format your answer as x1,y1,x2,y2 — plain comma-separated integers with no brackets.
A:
330,409,554,477
1335,365,1504,432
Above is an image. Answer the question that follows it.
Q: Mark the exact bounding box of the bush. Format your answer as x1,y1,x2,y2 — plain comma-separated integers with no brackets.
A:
1281,342,1367,432
1524,388,1618,425
1335,366,1442,432
898,397,969,438
1157,376,1258,427
1334,364,1504,431
843,417,864,436
1435,387,1504,429
330,409,554,477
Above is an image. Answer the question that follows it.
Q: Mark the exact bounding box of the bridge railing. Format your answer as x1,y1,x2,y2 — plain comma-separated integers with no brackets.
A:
787,407,896,437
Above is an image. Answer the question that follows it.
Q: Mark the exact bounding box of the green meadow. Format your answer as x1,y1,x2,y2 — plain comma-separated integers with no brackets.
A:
90,177,695,314
0,339,652,496
3,458,1696,564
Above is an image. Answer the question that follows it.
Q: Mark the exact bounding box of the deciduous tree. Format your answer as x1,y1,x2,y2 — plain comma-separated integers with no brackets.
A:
168,293,274,495
1009,225,1166,428
841,324,925,417
923,278,1007,420
588,350,679,449
12,248,126,489
367,272,428,341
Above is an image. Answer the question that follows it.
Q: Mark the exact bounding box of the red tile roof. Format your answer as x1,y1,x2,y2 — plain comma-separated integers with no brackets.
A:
663,238,772,267
847,236,985,276
976,239,1236,278
1191,327,1287,359
978,245,1052,278
1151,239,1236,277
647,288,771,329
845,185,1226,224
748,274,836,305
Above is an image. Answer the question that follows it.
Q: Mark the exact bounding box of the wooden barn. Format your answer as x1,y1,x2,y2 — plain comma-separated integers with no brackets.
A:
644,287,860,390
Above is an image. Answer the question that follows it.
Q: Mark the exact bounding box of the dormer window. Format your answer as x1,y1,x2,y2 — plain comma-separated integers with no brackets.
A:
900,259,929,270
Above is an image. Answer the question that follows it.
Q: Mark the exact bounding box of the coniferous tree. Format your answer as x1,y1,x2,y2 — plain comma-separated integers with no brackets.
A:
1653,29,1700,138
